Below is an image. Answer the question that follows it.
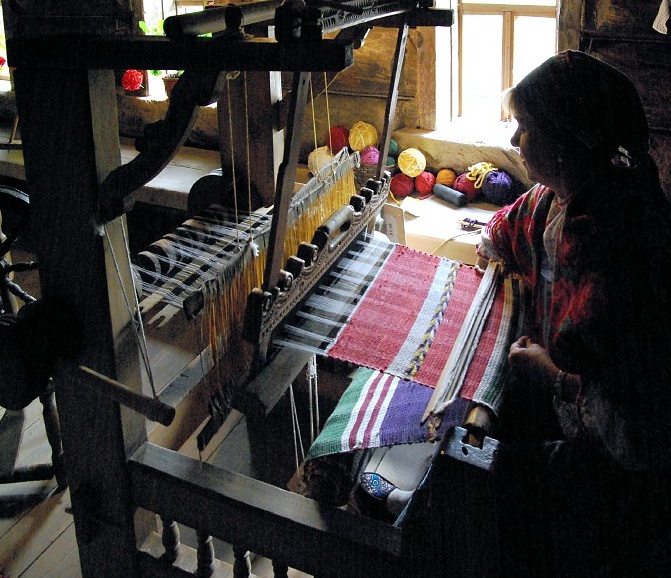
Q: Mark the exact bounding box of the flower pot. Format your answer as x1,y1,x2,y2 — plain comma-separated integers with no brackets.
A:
163,76,179,99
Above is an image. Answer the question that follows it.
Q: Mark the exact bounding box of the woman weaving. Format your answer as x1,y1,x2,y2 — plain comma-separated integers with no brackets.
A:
477,50,671,576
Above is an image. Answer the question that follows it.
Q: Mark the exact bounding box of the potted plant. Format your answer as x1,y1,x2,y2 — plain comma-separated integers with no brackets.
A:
161,70,183,98
139,20,183,98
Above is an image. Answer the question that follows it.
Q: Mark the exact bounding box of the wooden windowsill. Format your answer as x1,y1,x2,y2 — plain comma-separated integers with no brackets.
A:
0,136,221,212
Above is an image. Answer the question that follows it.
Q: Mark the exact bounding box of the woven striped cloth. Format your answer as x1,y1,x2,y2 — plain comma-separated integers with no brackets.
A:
304,263,522,460
279,241,520,388
306,367,470,460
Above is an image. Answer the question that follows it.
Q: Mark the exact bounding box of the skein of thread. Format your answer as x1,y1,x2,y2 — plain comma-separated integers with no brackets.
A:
432,183,467,207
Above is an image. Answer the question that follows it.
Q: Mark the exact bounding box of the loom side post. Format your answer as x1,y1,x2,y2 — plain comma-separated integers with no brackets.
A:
262,71,312,296
376,16,410,182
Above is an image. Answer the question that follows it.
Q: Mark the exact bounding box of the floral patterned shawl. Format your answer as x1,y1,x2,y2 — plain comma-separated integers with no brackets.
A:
481,168,671,469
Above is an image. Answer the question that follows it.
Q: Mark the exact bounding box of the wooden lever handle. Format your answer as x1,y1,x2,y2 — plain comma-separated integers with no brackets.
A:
77,366,175,427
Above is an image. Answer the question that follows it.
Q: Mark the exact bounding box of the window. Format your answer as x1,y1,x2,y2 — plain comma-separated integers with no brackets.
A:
140,1,209,96
436,0,557,128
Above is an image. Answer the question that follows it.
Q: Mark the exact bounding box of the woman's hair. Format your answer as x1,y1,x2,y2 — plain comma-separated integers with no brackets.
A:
506,50,650,168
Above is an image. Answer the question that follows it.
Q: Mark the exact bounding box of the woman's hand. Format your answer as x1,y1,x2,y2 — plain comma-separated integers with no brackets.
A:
508,335,558,391
475,255,489,275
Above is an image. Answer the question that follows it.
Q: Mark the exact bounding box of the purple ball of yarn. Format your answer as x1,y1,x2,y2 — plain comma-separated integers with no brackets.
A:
481,170,515,206
360,145,380,166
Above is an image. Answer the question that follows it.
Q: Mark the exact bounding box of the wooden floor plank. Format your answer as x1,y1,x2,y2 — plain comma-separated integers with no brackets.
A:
0,487,72,577
18,522,80,578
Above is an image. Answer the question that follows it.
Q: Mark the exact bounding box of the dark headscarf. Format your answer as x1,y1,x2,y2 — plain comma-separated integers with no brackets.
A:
513,50,650,166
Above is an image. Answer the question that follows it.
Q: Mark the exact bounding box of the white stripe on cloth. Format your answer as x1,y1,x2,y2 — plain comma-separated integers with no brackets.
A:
340,371,400,453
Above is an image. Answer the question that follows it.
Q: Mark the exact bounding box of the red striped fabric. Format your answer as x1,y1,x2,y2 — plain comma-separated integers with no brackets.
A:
411,266,481,387
327,245,442,371
328,254,506,395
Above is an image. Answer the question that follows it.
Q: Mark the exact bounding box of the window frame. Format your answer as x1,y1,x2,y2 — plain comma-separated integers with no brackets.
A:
457,1,557,120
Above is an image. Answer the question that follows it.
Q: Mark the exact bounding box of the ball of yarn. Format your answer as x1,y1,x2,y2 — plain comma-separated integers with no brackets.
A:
348,121,378,152
453,173,480,202
386,156,396,168
397,148,426,178
121,69,144,92
360,145,380,166
390,173,414,197
415,171,436,196
328,125,349,154
308,146,334,175
436,168,457,187
482,170,515,206
388,139,400,158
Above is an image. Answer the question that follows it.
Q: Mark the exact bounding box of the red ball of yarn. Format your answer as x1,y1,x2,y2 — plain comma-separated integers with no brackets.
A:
415,171,436,196
453,173,479,202
328,125,349,154
360,145,380,166
121,69,144,92
390,173,414,197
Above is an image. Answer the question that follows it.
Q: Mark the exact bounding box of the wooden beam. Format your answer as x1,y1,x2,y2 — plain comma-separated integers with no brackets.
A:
7,35,354,72
130,443,411,578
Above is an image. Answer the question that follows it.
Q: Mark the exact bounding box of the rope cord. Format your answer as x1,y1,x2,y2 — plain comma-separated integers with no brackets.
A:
226,71,241,247
243,71,254,238
324,72,332,153
466,161,497,189
307,353,319,443
103,222,157,398
309,74,318,151
289,384,306,471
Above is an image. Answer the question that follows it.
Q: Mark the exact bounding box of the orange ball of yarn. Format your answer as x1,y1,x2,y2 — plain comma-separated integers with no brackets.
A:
436,168,457,187
390,173,414,197
415,171,435,196
453,173,479,202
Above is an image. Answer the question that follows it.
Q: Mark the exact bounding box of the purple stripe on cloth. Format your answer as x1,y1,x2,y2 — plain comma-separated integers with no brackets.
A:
377,380,470,448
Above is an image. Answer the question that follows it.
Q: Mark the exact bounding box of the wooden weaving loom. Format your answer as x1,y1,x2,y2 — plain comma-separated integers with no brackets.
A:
6,0,502,576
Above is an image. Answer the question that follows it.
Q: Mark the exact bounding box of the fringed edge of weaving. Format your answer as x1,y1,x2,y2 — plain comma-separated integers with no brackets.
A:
470,275,521,415
422,260,502,423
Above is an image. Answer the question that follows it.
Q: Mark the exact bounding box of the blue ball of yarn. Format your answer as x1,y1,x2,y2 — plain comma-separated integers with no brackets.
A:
481,170,515,206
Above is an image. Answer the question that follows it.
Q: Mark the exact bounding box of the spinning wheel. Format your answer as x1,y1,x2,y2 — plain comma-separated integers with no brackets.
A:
0,184,66,490
0,184,38,315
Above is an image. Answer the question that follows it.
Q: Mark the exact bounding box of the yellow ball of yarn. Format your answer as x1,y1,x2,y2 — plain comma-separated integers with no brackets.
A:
436,168,457,187
397,148,426,178
348,121,378,152
308,146,334,175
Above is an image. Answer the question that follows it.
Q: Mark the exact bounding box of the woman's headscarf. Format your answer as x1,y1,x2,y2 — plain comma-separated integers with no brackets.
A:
512,50,650,166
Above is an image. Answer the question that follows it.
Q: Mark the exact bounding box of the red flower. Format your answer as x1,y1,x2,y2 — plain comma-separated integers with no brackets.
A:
0,56,6,68
121,69,143,92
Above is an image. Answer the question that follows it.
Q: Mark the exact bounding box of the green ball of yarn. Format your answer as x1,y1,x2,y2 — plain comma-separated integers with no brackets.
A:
388,139,400,157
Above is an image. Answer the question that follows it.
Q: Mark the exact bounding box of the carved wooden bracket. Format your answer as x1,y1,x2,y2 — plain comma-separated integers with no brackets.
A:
97,69,223,223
